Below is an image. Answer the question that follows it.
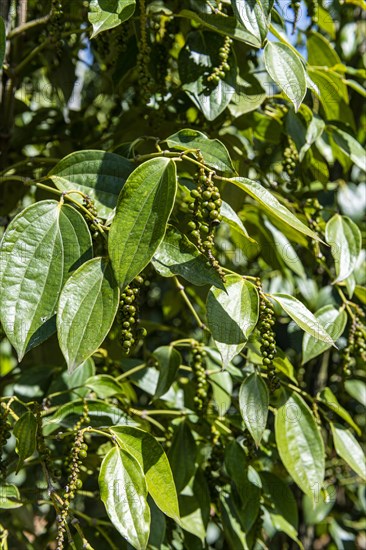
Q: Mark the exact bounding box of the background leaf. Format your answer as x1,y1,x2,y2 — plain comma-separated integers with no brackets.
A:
206,275,259,366
13,411,37,473
331,423,366,480
325,214,362,283
168,422,196,493
57,258,119,372
232,0,270,44
271,293,335,345
153,346,182,400
302,305,347,364
239,372,269,446
0,16,5,71
99,446,151,549
109,158,177,289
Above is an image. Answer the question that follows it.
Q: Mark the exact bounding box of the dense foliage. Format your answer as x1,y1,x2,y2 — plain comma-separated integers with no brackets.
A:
0,1,365,549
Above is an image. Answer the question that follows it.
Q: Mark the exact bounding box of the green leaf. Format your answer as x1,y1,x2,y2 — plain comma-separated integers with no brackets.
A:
239,373,269,446
109,158,177,289
325,214,362,283
275,392,325,499
264,42,306,111
13,411,37,473
302,493,334,525
151,226,225,290
221,201,254,243
168,422,196,493
299,113,325,161
270,293,335,345
264,219,306,278
302,305,347,364
85,375,124,398
0,484,22,509
179,31,237,121
328,126,366,172
179,9,261,47
0,200,92,360
153,346,182,400
48,150,134,218
230,177,320,241
0,16,5,71
88,0,136,38
330,423,366,480
57,258,120,372
99,447,151,549
209,370,233,415
307,32,342,68
219,493,250,550
345,379,366,407
110,426,180,522
307,69,355,127
206,275,259,367
260,471,298,530
166,129,235,174
318,387,361,436
232,0,270,45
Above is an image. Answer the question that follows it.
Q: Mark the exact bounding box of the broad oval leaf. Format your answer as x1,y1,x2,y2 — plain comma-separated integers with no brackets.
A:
264,41,306,111
109,158,177,289
153,346,182,400
330,423,366,480
166,129,235,174
239,372,269,447
0,484,22,509
88,0,136,38
325,214,362,283
232,0,270,44
206,275,259,367
275,392,325,499
179,31,237,121
230,177,320,241
151,226,225,290
328,126,366,172
302,305,347,364
85,374,124,398
318,387,361,436
110,426,180,522
57,257,119,372
99,446,151,550
221,201,254,242
168,422,196,493
270,293,335,345
48,150,134,218
13,411,37,473
0,200,92,360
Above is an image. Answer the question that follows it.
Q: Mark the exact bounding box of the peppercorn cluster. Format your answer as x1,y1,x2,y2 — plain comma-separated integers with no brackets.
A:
137,0,154,104
307,0,319,25
0,407,11,478
342,314,366,376
82,195,100,239
257,287,280,392
191,345,209,412
291,0,301,33
207,36,232,85
49,0,64,57
188,167,225,277
283,138,299,190
205,424,223,503
118,275,147,354
56,430,88,550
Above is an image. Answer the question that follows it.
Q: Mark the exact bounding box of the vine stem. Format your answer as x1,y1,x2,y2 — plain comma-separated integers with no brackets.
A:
117,362,147,380
8,13,50,38
173,276,207,331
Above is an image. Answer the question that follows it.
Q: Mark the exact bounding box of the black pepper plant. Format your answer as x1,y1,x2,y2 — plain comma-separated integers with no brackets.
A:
0,1,365,549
